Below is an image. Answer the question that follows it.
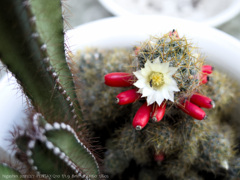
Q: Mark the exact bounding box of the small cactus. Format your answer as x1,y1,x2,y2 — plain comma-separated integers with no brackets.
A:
136,30,204,97
73,31,239,179
145,121,177,155
104,30,214,130
72,48,134,130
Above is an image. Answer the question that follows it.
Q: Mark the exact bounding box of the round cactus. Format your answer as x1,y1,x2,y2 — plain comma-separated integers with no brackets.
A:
70,31,239,179
136,30,204,100
104,30,214,130
72,48,134,129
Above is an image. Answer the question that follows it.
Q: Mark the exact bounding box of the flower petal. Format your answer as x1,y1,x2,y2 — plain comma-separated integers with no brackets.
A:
164,76,177,86
133,71,144,79
167,67,178,76
161,88,171,100
166,84,180,92
167,91,175,102
137,88,143,94
146,93,156,106
155,92,165,106
141,60,152,76
141,67,151,77
132,60,179,105
134,80,146,88
142,87,153,97
152,62,170,73
152,57,160,64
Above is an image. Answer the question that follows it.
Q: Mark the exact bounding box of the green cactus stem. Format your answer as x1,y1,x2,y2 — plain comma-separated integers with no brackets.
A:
0,0,82,126
16,113,100,179
0,163,23,180
28,0,83,123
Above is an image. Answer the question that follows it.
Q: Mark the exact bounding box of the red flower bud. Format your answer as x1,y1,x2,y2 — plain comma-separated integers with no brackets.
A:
151,102,166,122
200,74,209,85
190,93,215,109
104,72,134,87
169,29,179,39
202,65,213,74
132,102,152,130
154,152,165,162
134,46,141,56
179,100,206,120
116,89,140,105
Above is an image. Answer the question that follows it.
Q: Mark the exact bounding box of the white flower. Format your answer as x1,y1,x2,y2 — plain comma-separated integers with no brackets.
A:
133,58,180,106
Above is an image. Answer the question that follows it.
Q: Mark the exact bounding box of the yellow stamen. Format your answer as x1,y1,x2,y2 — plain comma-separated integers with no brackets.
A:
149,72,165,87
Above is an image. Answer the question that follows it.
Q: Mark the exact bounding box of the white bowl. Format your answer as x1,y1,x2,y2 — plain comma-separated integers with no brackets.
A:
1,16,240,153
0,74,27,153
98,0,240,27
67,16,240,82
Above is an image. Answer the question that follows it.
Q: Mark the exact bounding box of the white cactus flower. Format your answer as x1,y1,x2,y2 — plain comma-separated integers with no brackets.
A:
133,58,180,106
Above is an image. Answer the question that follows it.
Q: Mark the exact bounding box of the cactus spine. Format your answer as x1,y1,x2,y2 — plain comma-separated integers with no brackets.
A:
0,0,99,179
1,0,239,178
74,39,239,179
16,113,99,179
0,0,81,125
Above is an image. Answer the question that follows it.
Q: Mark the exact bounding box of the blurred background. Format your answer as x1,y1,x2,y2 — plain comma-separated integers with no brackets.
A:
64,0,240,39
1,0,240,79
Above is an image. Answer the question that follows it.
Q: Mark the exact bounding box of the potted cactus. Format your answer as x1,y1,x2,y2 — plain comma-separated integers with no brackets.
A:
0,1,240,180
73,29,240,179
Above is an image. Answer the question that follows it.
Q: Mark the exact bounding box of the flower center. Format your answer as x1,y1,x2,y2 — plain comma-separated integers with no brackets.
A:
149,72,165,88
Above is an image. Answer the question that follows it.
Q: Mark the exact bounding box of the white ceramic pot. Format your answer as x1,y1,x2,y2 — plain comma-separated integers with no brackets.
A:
67,16,240,82
98,0,240,27
1,16,240,153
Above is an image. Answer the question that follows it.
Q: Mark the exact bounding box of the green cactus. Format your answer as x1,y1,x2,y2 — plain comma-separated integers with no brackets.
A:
72,35,239,179
136,30,204,102
0,0,82,125
28,0,83,123
113,122,151,165
0,164,23,180
103,148,130,176
1,1,239,178
138,168,159,180
16,113,99,179
145,120,177,155
228,157,240,179
72,48,134,129
0,0,99,179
